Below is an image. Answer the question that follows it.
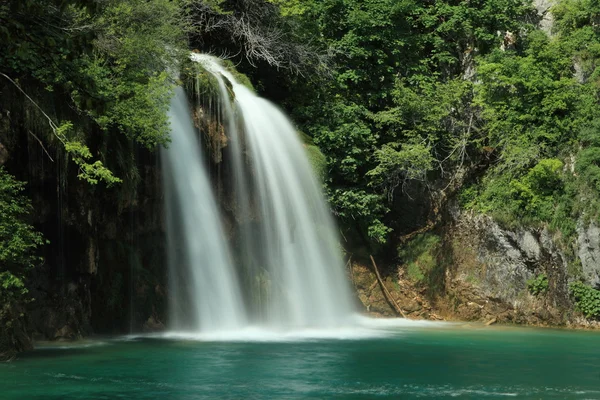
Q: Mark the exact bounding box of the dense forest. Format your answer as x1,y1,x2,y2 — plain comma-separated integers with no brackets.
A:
3,0,600,359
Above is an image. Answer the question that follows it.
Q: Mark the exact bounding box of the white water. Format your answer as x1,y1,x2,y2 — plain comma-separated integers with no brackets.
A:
161,87,246,332
192,54,355,329
163,55,355,334
132,317,452,343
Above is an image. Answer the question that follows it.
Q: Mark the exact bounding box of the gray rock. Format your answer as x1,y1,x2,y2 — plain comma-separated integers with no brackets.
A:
534,0,556,35
472,216,535,304
577,221,600,289
459,214,569,309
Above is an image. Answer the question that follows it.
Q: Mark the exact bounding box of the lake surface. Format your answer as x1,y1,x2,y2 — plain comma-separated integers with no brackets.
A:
1,319,599,399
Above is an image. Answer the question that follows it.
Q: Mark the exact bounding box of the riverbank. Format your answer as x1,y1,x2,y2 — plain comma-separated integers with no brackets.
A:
351,258,600,331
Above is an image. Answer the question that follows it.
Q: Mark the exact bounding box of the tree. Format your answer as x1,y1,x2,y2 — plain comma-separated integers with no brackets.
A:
0,0,184,185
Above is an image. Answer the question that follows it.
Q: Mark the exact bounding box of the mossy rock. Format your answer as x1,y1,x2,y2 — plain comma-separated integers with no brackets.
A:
305,144,327,180
220,59,254,91
298,132,326,180
398,233,441,284
180,57,254,97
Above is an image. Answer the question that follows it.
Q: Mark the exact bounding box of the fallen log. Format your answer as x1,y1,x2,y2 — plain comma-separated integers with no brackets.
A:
370,255,407,318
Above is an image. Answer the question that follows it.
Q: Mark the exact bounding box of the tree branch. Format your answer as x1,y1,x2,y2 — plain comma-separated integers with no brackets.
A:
0,73,65,144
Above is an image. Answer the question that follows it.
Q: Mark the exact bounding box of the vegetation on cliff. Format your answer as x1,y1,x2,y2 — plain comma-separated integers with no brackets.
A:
0,0,185,357
230,0,600,320
0,0,183,183
0,167,44,359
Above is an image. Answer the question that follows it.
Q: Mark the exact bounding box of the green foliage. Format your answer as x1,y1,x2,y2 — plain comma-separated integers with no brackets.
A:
527,273,549,296
472,159,570,229
52,122,121,186
64,141,122,186
328,188,391,244
569,281,600,320
0,168,44,327
0,168,45,271
0,0,184,187
74,0,182,148
266,0,535,247
259,0,600,250
576,120,600,191
458,0,600,237
398,233,441,284
267,0,309,16
367,141,434,199
459,185,480,210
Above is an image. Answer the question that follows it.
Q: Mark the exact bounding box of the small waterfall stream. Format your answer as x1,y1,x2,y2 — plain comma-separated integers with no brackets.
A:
162,87,246,332
162,55,354,334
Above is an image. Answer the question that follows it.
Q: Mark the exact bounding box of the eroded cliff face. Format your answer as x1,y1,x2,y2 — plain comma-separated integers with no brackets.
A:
0,107,169,349
352,207,599,328
348,0,600,329
577,221,600,290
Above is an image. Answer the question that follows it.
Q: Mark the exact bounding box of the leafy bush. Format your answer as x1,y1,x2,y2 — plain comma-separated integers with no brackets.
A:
0,168,45,357
526,273,548,296
328,188,391,244
473,159,566,229
569,281,600,320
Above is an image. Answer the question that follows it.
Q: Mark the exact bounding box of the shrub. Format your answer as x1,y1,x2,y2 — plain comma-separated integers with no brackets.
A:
526,273,548,296
569,281,600,320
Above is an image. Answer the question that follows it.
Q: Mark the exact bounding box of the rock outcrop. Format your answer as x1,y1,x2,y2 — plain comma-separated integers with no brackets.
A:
577,221,600,289
353,210,576,327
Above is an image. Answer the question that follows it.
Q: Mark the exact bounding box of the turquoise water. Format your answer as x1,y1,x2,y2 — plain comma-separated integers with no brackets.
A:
1,321,599,399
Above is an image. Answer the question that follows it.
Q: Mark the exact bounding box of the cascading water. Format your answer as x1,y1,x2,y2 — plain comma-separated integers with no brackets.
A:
193,54,355,328
161,87,246,332
163,55,355,334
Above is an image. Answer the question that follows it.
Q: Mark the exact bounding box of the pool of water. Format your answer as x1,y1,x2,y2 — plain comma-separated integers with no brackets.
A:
1,320,599,399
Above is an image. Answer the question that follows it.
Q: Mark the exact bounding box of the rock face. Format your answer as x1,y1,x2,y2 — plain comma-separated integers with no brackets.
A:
353,210,573,326
534,0,556,35
0,98,169,349
0,142,8,165
577,221,600,289
450,213,571,314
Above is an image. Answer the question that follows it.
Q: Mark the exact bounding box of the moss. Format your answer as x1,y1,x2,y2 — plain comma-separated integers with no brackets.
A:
181,60,220,97
305,144,327,179
298,131,315,145
398,233,441,285
220,59,254,91
298,132,327,179
465,272,480,285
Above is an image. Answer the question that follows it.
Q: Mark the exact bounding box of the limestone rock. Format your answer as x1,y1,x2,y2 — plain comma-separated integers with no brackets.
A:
534,0,556,35
577,221,600,289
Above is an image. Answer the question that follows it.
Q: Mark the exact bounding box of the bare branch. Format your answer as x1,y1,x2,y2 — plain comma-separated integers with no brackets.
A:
0,73,65,144
184,0,331,77
28,130,54,162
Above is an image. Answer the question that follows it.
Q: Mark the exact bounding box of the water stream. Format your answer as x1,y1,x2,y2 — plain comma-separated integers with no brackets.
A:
162,55,354,333
161,87,246,332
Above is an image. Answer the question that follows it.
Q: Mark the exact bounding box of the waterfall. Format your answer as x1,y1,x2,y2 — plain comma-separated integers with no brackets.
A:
162,55,355,333
161,87,246,332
